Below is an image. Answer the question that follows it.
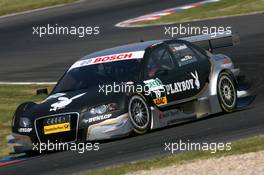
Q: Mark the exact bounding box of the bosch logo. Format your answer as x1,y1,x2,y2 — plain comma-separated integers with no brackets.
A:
93,53,133,63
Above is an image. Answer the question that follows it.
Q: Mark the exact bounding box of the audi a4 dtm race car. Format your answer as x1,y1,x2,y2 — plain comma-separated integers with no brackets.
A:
8,32,255,154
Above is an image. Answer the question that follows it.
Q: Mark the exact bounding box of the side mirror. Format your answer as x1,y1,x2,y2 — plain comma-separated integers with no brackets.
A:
36,88,48,96
155,69,169,77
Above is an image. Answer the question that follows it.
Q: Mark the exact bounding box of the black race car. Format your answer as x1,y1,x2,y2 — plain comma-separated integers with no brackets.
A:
7,32,254,154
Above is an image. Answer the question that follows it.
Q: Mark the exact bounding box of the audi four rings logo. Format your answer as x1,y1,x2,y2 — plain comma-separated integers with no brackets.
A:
46,116,69,125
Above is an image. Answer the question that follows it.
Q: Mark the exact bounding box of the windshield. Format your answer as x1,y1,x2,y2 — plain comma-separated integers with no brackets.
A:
52,59,141,93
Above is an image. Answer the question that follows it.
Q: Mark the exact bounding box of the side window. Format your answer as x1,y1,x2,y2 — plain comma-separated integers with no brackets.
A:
169,43,198,67
146,47,174,78
189,44,209,60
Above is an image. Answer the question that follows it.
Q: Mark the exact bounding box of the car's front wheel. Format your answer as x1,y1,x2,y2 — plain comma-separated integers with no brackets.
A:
217,71,237,112
128,95,151,134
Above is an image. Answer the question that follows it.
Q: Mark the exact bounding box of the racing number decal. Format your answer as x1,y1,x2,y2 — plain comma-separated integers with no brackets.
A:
144,78,168,106
144,70,200,106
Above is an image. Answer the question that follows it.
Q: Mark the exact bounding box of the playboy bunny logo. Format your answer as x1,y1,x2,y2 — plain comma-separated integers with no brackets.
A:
191,71,200,90
50,93,86,111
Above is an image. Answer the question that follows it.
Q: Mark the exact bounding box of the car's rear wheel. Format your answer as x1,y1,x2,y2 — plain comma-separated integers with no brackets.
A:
128,95,151,134
217,72,237,112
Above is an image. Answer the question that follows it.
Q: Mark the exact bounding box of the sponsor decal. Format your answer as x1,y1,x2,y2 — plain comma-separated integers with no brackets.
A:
79,59,93,66
144,78,164,92
50,93,86,111
18,128,32,133
39,93,66,103
69,51,145,71
93,53,133,63
173,45,188,51
44,122,71,135
153,96,167,105
46,93,66,100
180,55,193,62
87,114,112,123
166,70,200,95
144,78,167,106
191,71,200,89
144,71,200,104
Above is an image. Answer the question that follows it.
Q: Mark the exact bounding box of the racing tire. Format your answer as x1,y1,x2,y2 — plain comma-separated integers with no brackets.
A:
128,95,151,134
217,72,237,112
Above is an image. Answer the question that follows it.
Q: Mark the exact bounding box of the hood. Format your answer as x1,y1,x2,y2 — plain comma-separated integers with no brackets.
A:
24,86,124,118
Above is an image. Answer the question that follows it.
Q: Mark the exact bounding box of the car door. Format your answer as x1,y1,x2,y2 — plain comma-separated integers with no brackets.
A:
143,44,182,107
165,40,211,103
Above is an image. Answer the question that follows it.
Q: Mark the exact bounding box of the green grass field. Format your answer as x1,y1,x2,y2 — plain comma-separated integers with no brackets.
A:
131,0,264,26
0,0,77,16
0,85,53,157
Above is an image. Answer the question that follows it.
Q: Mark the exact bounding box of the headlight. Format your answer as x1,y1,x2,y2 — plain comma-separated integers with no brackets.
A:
19,117,31,127
89,103,117,115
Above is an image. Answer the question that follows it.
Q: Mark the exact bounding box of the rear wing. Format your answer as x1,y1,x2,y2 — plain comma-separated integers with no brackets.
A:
179,31,240,52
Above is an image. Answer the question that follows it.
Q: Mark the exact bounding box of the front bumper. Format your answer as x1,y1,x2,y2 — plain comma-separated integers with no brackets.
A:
7,113,133,154
7,133,33,154
86,113,132,141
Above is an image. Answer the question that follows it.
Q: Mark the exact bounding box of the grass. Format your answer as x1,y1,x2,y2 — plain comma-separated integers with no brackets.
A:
131,0,264,26
0,0,78,16
0,85,53,158
83,135,264,175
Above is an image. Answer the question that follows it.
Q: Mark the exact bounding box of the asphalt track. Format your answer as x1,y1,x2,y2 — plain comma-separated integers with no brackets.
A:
0,0,264,174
